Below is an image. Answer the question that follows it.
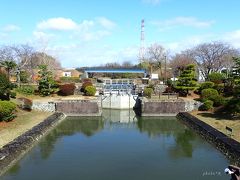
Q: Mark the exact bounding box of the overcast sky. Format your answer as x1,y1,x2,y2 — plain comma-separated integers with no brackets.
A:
1,0,240,67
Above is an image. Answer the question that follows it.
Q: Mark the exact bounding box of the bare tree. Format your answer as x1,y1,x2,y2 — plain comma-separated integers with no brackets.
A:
170,50,195,77
122,61,133,68
31,52,61,69
191,41,238,79
146,43,166,77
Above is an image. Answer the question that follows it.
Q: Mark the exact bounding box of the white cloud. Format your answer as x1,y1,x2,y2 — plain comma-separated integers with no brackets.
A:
152,16,214,31
2,24,21,32
37,17,78,31
96,17,116,29
35,17,116,42
223,30,240,48
45,43,139,68
33,31,55,40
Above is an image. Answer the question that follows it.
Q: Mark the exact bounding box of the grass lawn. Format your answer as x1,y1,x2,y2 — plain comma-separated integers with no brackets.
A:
191,110,240,142
0,109,52,148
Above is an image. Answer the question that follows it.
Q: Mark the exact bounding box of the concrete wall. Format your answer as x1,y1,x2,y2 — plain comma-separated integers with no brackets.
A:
56,100,101,116
135,98,201,116
177,112,240,166
101,94,137,109
142,100,185,116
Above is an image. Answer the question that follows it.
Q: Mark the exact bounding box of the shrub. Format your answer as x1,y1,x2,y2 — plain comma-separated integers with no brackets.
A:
234,85,240,98
81,81,93,92
10,91,16,98
199,81,214,91
201,88,219,101
17,97,32,110
164,86,174,93
58,83,76,96
199,100,213,111
0,73,11,100
224,98,240,116
210,95,226,107
0,101,16,122
16,85,35,95
213,84,224,94
20,70,30,83
207,72,225,84
60,77,81,83
144,87,153,98
147,83,155,90
85,86,96,96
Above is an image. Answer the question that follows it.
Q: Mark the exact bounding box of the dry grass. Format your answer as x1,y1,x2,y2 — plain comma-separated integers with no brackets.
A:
191,111,240,142
0,109,52,148
16,93,97,101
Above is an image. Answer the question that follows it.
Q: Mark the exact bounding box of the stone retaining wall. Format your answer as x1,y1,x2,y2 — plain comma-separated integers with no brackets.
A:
142,99,185,116
177,112,240,166
32,101,56,112
135,98,201,116
55,100,101,116
0,112,66,176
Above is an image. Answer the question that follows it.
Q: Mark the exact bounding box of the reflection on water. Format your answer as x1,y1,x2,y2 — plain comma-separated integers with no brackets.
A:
3,110,229,180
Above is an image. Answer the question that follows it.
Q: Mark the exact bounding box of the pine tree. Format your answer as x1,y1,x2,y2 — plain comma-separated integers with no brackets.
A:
38,65,58,96
174,64,198,96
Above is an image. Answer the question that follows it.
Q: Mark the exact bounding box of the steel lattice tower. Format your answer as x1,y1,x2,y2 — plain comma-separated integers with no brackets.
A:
139,19,145,63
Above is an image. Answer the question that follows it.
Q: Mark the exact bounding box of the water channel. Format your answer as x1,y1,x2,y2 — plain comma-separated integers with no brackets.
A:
1,110,229,180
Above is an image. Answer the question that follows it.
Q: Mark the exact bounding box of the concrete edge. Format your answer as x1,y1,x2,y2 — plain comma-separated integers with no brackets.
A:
0,112,66,176
142,113,177,116
177,112,240,166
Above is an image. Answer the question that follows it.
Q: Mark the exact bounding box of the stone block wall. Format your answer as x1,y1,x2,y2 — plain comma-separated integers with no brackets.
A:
55,100,101,116
177,112,240,166
32,101,56,112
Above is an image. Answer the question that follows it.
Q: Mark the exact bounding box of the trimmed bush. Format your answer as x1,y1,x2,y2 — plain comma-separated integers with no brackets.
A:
224,98,240,116
199,100,213,111
201,88,219,100
199,81,214,90
85,86,96,96
213,84,224,94
16,85,35,95
207,72,225,84
60,77,81,83
17,97,32,110
10,91,16,98
0,101,16,122
58,83,76,96
81,81,93,92
210,95,226,107
144,87,154,98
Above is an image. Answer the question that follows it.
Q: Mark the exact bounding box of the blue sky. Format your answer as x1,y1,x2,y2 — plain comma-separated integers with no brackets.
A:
0,0,240,67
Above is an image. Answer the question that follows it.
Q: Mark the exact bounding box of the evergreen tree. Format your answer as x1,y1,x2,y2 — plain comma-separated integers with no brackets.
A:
174,64,198,96
0,60,17,81
0,73,11,100
38,65,58,96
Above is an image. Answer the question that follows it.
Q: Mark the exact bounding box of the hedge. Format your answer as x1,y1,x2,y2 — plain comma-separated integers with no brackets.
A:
58,83,76,96
16,85,35,95
85,86,96,96
199,100,213,111
144,88,154,98
0,101,16,122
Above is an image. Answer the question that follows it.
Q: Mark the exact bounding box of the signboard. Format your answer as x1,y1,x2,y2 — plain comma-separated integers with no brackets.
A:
151,74,158,80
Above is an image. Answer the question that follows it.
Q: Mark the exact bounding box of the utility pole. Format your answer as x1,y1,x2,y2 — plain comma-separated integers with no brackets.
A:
139,19,145,63
164,55,167,84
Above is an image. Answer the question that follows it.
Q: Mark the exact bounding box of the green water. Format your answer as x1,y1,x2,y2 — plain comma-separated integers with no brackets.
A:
1,110,229,180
